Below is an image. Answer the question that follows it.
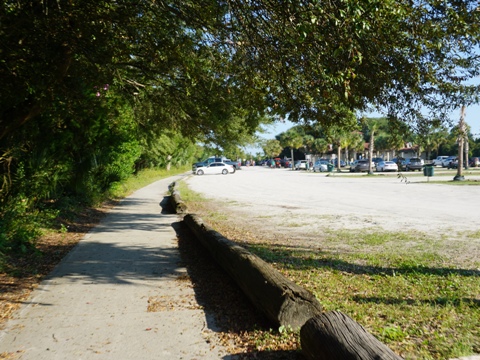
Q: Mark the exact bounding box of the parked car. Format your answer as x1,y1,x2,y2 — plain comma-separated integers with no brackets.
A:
442,156,457,168
282,158,293,168
349,160,359,172
349,159,372,172
405,157,424,171
194,162,235,175
294,160,308,170
469,157,480,167
392,157,406,171
192,156,224,171
371,157,383,166
447,158,459,169
224,159,242,170
331,159,346,167
432,156,449,166
313,159,330,172
376,160,398,172
273,158,283,168
448,157,479,169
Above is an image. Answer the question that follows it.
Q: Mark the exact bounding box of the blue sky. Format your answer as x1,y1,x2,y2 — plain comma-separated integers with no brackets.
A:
246,104,480,155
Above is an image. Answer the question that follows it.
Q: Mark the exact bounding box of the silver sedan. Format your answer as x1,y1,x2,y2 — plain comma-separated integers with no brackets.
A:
376,161,398,172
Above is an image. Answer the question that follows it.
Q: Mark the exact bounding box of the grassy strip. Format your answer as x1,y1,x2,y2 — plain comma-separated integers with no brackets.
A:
109,166,190,199
177,179,480,360
426,180,480,185
322,167,480,177
253,242,479,360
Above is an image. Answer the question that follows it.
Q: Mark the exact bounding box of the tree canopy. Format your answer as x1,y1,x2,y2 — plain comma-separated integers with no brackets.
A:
2,1,480,143
2,0,480,253
226,0,480,126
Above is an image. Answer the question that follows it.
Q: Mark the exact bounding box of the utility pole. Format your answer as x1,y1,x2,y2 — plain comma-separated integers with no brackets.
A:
454,105,466,181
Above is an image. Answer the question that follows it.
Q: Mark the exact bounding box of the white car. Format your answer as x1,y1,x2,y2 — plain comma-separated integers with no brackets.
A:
432,156,448,166
441,156,457,168
313,160,329,172
194,162,235,175
294,160,308,170
376,161,398,172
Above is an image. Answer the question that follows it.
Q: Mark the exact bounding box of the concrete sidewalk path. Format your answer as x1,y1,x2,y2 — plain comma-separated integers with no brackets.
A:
0,175,228,359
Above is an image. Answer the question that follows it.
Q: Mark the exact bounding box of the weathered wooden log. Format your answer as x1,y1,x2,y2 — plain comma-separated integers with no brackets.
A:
168,181,177,192
170,190,187,214
300,311,404,360
168,182,187,214
183,213,323,328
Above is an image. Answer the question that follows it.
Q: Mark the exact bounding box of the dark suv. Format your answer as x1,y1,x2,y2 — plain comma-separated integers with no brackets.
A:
371,157,383,166
350,159,371,172
192,157,223,171
405,158,424,171
392,157,406,171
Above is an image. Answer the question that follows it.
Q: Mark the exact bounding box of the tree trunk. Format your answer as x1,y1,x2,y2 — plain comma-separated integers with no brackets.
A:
464,135,469,170
301,311,404,360
291,148,295,170
183,214,323,328
337,145,341,171
455,106,465,181
368,131,375,174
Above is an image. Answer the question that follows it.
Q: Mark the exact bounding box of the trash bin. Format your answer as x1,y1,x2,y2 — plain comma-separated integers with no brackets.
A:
327,164,334,172
423,164,434,177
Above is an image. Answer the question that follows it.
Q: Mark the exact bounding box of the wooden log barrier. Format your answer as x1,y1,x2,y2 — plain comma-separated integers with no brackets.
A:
183,213,323,329
170,190,187,214
300,311,404,360
168,182,187,214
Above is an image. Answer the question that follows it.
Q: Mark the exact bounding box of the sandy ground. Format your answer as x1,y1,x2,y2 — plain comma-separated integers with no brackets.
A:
185,166,480,267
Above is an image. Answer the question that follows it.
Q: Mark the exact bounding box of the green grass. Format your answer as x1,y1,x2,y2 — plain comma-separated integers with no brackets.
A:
325,167,480,184
426,180,480,185
176,179,209,203
464,230,480,239
177,180,480,360
285,222,305,228
109,166,190,199
247,242,479,360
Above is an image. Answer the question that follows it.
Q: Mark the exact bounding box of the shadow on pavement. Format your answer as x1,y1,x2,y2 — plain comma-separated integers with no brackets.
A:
159,195,174,214
173,218,304,359
43,240,185,287
27,196,192,292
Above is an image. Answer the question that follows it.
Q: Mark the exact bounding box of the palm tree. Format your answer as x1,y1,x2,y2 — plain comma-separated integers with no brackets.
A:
363,118,381,174
279,130,304,170
347,131,365,162
414,121,448,160
262,139,283,162
431,128,450,157
454,106,466,181
325,125,350,171
310,138,330,159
